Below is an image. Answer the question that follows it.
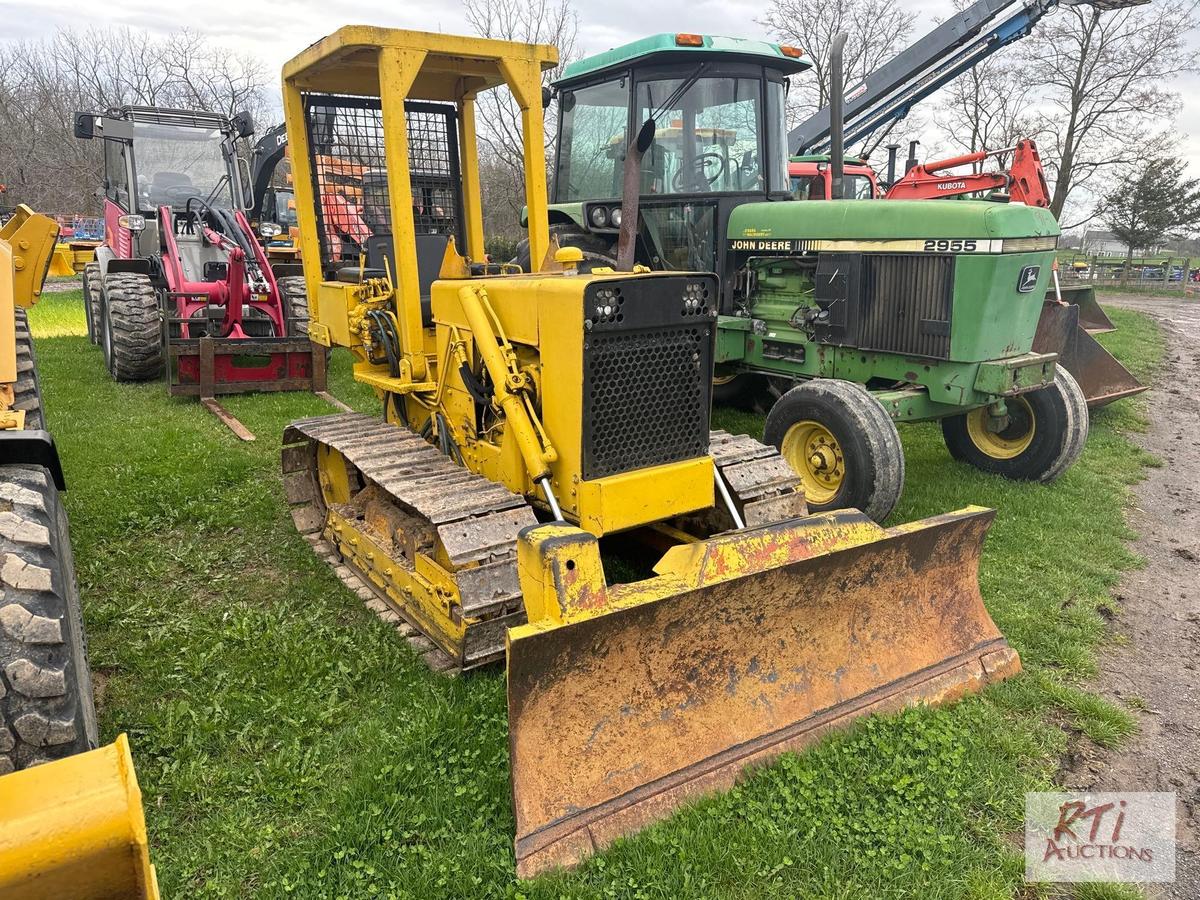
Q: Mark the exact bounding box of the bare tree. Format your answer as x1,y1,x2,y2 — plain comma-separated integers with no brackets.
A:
932,57,1033,170
0,26,270,214
1018,0,1200,221
463,0,580,240
759,0,914,126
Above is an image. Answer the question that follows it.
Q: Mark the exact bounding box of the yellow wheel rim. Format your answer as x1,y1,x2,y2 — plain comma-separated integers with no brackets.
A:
965,399,1036,459
712,373,738,386
780,420,845,505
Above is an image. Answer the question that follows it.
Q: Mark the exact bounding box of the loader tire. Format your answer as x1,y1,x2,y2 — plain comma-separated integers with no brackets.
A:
278,275,311,338
102,272,163,382
764,379,905,523
940,368,1089,483
512,224,615,273
0,465,99,774
12,310,43,430
82,261,102,346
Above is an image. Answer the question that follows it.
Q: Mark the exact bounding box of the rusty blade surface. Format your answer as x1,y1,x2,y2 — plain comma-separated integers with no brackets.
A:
507,508,1020,878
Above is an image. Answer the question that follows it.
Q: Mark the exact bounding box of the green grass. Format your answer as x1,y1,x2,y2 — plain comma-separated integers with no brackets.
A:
28,287,1163,898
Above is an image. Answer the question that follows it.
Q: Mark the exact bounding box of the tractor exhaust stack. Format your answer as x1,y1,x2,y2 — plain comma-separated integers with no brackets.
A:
828,33,847,200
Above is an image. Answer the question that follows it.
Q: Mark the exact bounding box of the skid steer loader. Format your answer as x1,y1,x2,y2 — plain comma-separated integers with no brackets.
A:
280,27,1022,878
0,206,158,899
73,106,333,439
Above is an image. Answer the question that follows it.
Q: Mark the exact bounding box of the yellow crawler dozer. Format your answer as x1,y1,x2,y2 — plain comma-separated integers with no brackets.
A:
280,27,1021,877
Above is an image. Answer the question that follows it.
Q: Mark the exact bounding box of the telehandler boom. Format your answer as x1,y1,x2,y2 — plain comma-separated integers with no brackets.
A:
280,27,1020,877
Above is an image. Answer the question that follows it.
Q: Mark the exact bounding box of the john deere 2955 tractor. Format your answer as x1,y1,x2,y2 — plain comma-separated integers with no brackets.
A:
536,33,1087,521
281,26,1021,877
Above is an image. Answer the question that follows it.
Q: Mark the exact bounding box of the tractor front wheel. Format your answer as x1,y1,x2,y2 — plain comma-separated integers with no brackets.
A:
941,368,1089,482
82,262,102,346
763,379,905,523
101,273,163,382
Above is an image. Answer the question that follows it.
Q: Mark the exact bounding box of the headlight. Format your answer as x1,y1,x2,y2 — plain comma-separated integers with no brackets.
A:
589,205,608,228
117,214,146,232
260,222,283,238
609,207,622,227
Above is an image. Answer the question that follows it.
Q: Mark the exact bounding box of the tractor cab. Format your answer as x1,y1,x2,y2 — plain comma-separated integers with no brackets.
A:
547,33,809,273
788,154,879,200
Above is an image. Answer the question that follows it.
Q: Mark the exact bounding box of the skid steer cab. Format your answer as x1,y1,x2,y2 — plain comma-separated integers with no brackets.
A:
280,26,1021,879
73,106,325,438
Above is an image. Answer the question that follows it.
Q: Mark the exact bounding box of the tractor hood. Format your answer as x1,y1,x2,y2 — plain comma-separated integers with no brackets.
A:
728,199,1060,244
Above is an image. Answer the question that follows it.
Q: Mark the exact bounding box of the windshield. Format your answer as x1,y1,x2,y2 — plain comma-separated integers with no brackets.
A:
789,172,875,200
638,76,764,194
555,79,629,202
555,74,777,201
131,122,234,211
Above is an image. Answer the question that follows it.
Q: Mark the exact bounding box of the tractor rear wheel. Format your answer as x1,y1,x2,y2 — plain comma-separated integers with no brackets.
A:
712,372,768,411
277,276,310,337
940,368,1089,482
101,273,163,382
763,379,905,523
82,262,102,346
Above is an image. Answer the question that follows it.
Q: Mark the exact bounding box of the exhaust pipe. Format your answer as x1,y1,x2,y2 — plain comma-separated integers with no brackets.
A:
886,143,900,186
828,32,847,200
616,118,656,271
906,140,921,174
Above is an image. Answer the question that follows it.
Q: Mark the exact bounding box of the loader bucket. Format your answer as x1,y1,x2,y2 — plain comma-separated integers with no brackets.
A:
0,735,159,900
508,507,1020,877
1034,301,1145,408
1048,283,1115,334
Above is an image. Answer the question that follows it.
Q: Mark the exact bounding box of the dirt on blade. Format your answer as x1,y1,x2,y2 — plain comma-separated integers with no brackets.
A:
1061,294,1200,896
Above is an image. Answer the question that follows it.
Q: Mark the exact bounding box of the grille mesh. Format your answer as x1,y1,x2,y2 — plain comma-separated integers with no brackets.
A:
583,326,710,480
858,254,955,359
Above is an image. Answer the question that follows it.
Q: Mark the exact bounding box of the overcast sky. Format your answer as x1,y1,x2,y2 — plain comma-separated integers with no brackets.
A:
5,0,1199,208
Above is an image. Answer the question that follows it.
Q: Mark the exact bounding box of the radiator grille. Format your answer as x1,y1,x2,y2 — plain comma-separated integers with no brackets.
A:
583,329,711,479
858,254,955,359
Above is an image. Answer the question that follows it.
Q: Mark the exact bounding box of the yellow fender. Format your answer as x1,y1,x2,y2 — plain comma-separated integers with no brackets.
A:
0,735,159,900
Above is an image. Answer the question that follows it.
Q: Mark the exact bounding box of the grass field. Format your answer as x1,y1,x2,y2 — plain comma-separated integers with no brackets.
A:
29,287,1162,899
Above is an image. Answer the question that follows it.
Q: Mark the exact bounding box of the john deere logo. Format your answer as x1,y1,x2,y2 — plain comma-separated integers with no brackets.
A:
1018,265,1041,293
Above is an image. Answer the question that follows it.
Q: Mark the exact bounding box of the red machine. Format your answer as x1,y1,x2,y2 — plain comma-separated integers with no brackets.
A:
884,139,1051,206
788,139,1051,208
74,106,330,439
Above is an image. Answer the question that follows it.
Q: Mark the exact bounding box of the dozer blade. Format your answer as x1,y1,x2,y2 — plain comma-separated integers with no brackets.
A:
508,507,1020,877
1034,300,1145,408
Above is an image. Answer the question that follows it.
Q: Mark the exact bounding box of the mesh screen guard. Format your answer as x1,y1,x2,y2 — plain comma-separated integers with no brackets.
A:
301,94,465,276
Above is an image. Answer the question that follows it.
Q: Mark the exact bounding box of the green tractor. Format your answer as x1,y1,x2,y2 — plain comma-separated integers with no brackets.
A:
529,32,1085,521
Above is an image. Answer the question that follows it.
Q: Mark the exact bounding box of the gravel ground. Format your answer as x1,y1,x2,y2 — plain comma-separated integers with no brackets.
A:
1062,295,1200,897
